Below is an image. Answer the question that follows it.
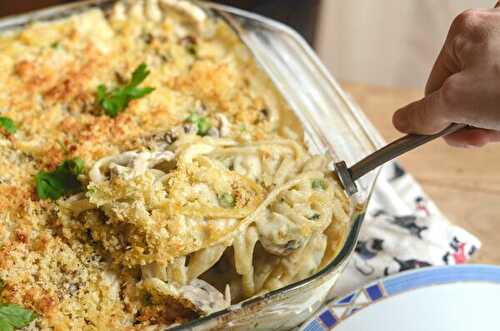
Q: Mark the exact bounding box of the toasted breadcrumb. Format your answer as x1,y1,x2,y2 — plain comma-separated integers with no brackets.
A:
0,1,293,329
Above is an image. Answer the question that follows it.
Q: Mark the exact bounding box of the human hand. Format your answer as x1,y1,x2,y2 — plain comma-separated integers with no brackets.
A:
392,6,500,147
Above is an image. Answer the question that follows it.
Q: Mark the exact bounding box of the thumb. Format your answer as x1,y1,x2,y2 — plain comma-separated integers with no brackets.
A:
392,90,452,135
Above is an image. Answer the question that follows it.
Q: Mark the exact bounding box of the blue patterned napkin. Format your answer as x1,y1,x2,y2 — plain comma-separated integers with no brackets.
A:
331,162,481,297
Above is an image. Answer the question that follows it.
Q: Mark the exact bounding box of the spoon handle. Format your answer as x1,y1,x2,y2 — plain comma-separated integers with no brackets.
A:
335,123,466,195
351,123,465,181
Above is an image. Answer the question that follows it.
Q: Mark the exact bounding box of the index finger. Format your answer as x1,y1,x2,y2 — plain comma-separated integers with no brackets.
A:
427,3,500,95
425,5,499,95
424,10,473,96
424,46,458,95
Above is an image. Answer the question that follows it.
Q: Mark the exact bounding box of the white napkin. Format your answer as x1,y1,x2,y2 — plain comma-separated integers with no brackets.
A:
331,161,481,296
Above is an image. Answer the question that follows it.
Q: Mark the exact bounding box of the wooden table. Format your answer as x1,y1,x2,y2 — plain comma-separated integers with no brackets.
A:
341,82,500,265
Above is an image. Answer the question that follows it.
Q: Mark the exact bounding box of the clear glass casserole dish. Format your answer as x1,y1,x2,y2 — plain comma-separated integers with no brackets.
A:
0,1,383,330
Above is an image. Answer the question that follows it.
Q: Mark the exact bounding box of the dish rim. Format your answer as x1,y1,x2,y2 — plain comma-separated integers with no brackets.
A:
0,1,381,329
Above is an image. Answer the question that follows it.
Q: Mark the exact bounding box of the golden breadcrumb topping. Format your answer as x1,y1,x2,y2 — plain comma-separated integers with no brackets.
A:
0,1,349,330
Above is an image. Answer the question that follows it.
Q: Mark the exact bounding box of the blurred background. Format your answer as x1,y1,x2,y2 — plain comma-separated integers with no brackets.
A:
1,0,499,263
317,0,493,88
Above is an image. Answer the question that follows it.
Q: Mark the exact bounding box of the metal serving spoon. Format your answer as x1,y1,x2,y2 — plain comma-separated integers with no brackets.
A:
334,123,466,196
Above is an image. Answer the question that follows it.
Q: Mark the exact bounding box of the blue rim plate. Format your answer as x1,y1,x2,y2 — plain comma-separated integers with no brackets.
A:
300,265,500,331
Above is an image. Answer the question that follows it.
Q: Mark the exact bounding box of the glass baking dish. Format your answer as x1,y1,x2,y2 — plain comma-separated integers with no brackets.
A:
0,1,383,330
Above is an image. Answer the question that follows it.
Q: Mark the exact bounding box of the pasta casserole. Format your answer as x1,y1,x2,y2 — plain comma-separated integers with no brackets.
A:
0,0,350,329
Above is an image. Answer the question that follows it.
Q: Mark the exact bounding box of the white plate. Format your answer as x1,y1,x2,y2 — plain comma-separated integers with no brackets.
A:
300,265,500,331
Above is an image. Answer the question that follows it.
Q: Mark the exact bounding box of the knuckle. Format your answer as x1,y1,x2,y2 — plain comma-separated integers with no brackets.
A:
453,9,484,31
452,9,489,44
455,9,491,46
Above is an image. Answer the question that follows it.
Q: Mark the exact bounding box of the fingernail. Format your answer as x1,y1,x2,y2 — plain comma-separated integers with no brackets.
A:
393,111,409,132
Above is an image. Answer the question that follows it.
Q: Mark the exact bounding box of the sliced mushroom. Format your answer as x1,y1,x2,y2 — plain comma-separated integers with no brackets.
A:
180,279,230,314
143,277,230,315
89,150,175,183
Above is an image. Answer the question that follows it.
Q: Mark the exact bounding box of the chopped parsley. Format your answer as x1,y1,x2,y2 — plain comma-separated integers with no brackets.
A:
0,116,16,134
219,193,235,208
181,36,198,57
307,213,321,221
97,63,155,118
186,43,197,57
0,279,37,330
311,178,327,190
50,41,62,49
143,293,154,306
185,113,211,136
87,186,97,195
35,158,85,200
0,304,37,331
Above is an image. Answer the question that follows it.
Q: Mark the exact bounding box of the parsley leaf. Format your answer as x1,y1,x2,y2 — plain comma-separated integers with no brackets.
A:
181,36,198,58
0,318,11,331
0,304,37,330
97,64,155,118
0,279,37,330
185,113,212,136
35,158,85,200
143,293,154,306
311,178,327,190
219,193,235,208
50,41,62,50
0,116,16,134
186,43,197,57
